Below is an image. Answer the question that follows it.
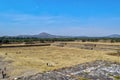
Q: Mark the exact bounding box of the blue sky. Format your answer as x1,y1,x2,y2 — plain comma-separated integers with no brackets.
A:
0,0,120,36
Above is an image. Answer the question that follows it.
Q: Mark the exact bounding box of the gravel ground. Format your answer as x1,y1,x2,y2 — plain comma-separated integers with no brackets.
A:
12,60,120,80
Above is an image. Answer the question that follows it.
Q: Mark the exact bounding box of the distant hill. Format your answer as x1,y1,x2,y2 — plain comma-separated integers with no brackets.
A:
17,32,69,38
17,32,88,38
3,33,120,38
33,32,62,38
106,34,120,38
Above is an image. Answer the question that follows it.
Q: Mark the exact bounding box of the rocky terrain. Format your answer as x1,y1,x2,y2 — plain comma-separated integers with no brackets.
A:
12,60,120,80
0,56,11,80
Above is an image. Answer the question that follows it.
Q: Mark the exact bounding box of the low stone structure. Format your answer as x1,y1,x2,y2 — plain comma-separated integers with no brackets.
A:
52,42,120,51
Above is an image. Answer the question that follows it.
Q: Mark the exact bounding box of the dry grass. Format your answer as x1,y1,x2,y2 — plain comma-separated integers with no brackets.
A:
67,42,120,45
0,46,119,76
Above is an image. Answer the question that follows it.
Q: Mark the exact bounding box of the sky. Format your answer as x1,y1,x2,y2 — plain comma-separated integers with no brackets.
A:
0,0,120,36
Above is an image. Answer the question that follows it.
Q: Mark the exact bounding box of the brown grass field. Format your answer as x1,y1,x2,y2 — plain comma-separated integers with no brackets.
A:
0,43,120,77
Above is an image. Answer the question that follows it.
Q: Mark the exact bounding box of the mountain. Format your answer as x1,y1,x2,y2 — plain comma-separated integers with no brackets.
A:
17,32,69,38
107,34,120,38
33,32,62,38
7,32,120,38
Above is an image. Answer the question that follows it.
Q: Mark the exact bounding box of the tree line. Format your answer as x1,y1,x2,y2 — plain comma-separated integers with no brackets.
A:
0,37,120,44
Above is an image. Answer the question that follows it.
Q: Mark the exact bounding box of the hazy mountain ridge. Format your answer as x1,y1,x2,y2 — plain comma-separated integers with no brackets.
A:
2,33,120,38
106,34,120,38
17,32,69,38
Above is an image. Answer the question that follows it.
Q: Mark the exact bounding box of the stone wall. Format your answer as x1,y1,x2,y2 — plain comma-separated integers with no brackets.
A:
51,42,120,51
